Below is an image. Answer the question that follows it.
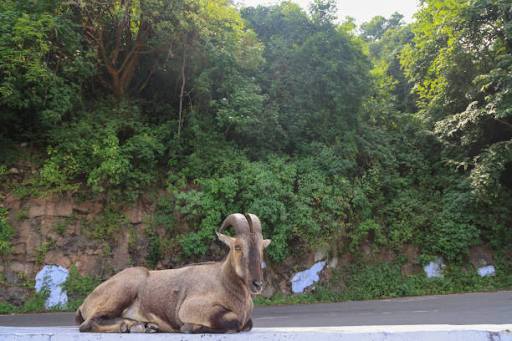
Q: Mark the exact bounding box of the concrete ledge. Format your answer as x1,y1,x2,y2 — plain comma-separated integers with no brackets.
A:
1,325,511,341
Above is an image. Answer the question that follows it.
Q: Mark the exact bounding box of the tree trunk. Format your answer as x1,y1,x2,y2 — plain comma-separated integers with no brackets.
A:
85,5,151,99
178,47,186,138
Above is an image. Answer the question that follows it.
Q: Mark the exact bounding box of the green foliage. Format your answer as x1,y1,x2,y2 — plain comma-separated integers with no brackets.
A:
341,261,416,300
347,219,385,254
62,265,101,311
338,261,508,300
165,3,379,261
18,286,50,313
86,208,127,241
0,0,94,142
242,3,371,150
102,243,111,256
35,239,56,265
33,146,81,195
154,195,176,227
146,231,163,268
362,21,417,120
256,260,512,306
173,142,359,261
360,12,404,42
0,301,16,314
212,69,268,140
422,190,480,263
63,265,100,298
175,189,222,257
0,208,14,257
16,209,28,220
401,0,512,206
54,218,69,236
42,100,167,199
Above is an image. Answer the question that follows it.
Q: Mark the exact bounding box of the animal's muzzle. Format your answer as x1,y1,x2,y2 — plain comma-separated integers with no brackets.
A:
252,281,263,291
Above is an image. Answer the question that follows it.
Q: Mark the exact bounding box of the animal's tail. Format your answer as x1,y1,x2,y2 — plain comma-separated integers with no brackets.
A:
74,308,85,325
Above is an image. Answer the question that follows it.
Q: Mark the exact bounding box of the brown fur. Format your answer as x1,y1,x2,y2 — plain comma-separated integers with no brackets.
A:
76,214,270,334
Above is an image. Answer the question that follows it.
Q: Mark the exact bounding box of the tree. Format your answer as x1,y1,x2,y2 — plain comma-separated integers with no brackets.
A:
242,2,371,152
360,12,404,42
360,14,416,128
309,0,338,25
0,0,94,142
401,0,512,202
71,0,189,98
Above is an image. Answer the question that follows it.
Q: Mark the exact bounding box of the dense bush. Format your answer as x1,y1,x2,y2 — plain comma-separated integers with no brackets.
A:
34,100,168,200
255,258,512,306
0,0,94,143
62,265,102,311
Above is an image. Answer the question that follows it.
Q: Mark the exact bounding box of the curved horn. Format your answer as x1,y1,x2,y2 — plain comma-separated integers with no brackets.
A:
219,213,250,236
245,213,262,234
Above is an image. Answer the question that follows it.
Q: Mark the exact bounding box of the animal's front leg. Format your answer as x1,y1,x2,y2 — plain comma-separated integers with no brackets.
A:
242,318,253,332
179,301,242,333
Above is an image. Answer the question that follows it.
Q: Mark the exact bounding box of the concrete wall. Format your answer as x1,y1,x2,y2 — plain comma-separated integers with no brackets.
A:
1,325,511,341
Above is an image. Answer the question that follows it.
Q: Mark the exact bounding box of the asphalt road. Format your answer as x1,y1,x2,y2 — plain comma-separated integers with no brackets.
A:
0,291,510,328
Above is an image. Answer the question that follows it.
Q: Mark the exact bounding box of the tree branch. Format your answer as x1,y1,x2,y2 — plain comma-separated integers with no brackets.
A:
111,17,128,67
137,62,158,95
496,117,512,130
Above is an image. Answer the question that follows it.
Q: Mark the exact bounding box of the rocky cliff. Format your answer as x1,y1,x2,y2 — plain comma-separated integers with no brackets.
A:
1,193,155,306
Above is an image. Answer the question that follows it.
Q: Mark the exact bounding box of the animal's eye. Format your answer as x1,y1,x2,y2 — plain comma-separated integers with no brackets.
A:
235,245,242,252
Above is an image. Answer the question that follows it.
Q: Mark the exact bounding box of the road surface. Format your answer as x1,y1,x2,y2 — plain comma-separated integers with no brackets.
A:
0,291,510,328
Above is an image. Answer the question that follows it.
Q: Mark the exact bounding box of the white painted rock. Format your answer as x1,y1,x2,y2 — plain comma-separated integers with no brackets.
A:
35,265,69,309
291,261,325,293
477,265,495,277
424,257,445,278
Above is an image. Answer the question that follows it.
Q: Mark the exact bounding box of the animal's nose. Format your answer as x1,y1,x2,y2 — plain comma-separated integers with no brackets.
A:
253,281,263,291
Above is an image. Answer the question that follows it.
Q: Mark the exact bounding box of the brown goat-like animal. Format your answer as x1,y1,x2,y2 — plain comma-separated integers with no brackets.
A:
75,213,271,333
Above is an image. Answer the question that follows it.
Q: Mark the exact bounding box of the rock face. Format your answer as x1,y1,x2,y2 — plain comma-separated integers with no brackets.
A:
0,192,503,309
0,193,155,306
470,245,494,268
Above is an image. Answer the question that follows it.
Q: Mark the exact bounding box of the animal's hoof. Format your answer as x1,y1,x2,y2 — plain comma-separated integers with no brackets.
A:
120,322,129,333
129,322,146,333
242,318,253,332
180,323,193,333
145,323,159,333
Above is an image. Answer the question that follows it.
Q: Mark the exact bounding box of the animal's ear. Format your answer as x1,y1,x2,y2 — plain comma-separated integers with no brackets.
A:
263,239,271,249
216,232,235,247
